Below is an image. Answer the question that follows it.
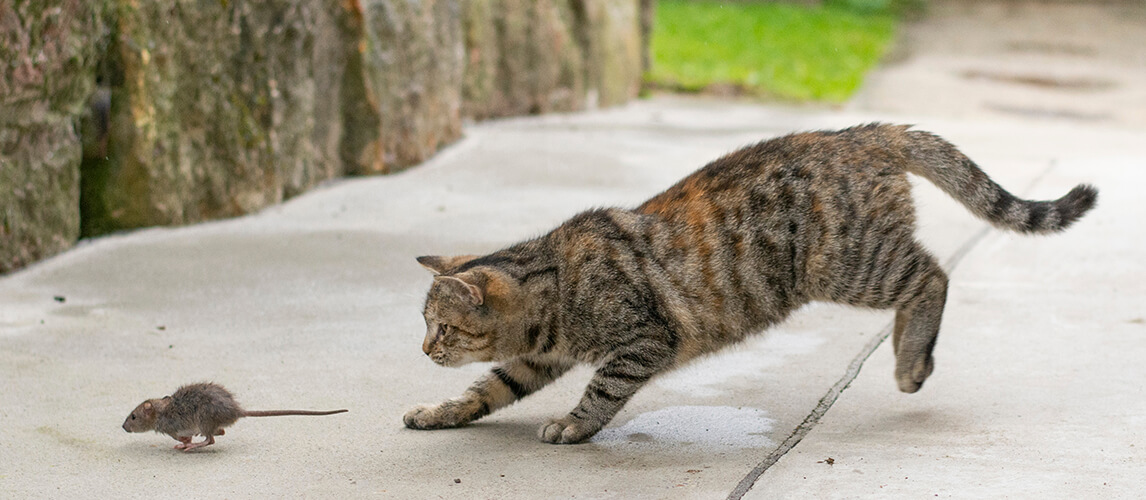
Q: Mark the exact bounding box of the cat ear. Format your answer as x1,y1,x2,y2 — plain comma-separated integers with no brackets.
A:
434,275,484,306
417,255,477,275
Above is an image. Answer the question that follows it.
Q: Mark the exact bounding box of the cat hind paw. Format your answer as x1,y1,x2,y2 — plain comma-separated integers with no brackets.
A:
896,355,935,393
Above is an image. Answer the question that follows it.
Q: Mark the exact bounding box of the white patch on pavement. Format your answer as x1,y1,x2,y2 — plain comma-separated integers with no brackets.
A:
591,405,775,449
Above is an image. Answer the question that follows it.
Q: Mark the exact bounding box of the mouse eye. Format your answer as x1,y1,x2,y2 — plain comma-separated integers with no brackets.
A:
130,415,136,420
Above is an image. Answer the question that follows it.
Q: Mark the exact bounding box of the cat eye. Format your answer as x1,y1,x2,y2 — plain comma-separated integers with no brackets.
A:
436,323,477,338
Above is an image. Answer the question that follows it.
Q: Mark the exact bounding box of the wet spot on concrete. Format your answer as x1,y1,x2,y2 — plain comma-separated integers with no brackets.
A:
36,425,96,450
961,70,1116,91
50,304,99,318
984,103,1113,122
626,432,654,443
1005,41,1096,57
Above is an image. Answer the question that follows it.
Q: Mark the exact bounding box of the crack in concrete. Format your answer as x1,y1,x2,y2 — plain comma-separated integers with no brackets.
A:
727,162,1058,499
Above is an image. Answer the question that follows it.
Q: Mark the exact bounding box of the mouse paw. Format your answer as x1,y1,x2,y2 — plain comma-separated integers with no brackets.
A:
178,436,215,452
173,436,193,450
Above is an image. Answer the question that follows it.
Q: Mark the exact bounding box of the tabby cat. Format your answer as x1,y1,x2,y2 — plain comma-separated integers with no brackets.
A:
404,124,1097,444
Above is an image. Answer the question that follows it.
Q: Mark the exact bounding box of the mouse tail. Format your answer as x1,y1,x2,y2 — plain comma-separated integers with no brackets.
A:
242,409,348,417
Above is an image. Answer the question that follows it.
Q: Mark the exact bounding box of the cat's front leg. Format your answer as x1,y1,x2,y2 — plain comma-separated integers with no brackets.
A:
405,357,572,430
539,344,670,444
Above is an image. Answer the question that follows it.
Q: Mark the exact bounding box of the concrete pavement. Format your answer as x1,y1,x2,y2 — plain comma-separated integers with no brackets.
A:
848,1,1146,128
2,96,1142,498
4,2,1146,496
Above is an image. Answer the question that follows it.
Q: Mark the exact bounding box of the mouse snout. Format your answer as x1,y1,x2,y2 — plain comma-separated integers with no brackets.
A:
122,422,129,432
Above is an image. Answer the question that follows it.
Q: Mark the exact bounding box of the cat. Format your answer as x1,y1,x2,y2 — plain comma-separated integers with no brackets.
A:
403,123,1097,444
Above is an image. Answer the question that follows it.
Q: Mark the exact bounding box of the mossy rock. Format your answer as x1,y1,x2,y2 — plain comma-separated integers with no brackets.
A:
79,0,355,236
2,0,646,271
0,0,108,273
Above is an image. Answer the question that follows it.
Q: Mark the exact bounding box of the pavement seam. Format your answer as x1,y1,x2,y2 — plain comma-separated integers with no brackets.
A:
726,162,1058,499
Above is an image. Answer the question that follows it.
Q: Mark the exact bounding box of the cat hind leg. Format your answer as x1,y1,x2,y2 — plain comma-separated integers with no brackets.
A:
843,238,948,393
890,254,948,393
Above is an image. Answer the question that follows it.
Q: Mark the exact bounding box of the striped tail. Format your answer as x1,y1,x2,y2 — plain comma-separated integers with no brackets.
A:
904,129,1098,234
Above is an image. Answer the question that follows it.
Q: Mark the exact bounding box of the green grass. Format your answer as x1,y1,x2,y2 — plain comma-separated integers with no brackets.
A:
649,0,899,103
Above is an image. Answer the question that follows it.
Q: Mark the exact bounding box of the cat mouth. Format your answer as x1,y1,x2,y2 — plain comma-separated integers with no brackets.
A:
430,351,463,367
430,351,484,367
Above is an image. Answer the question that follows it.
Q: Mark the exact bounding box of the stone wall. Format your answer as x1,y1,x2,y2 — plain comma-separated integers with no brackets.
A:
1,0,106,274
461,0,642,120
0,0,646,274
80,0,353,236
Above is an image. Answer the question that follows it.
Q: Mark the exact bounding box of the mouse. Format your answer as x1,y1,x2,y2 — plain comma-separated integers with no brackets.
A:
122,382,348,451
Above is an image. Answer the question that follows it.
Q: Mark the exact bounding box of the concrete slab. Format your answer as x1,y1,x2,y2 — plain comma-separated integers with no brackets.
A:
3,94,1139,498
848,1,1146,128
746,145,1146,499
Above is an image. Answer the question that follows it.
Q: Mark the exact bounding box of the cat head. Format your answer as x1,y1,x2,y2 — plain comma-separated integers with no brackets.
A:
416,255,527,367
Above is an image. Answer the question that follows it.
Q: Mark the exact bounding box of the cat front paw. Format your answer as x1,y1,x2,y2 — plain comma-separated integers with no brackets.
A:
538,415,600,444
404,403,468,430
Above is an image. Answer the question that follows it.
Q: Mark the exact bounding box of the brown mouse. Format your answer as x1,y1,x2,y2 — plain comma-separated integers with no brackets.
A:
122,382,347,451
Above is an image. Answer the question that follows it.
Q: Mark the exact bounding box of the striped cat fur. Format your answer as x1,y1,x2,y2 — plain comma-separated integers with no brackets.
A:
404,124,1098,444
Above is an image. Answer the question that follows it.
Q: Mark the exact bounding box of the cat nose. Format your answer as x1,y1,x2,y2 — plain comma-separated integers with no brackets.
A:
423,327,444,355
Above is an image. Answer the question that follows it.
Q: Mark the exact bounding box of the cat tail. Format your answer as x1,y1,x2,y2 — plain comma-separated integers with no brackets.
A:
903,129,1098,234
